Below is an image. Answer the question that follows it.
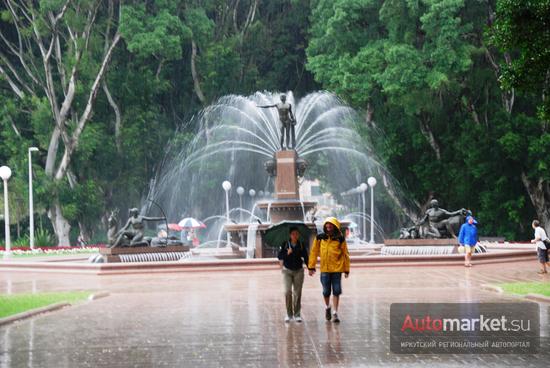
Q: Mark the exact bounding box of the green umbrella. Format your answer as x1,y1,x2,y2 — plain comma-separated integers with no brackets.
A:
264,221,311,249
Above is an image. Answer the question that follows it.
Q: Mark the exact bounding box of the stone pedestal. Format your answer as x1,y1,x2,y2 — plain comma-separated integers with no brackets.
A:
265,201,316,223
223,149,327,258
275,150,299,199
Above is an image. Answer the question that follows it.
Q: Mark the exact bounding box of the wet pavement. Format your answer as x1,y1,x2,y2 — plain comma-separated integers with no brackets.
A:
0,261,549,367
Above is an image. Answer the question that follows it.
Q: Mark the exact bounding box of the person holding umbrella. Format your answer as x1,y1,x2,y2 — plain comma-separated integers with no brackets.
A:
277,227,309,323
308,217,350,323
178,217,205,246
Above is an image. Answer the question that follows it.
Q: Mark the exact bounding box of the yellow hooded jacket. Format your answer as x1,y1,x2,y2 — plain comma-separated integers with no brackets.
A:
308,217,350,273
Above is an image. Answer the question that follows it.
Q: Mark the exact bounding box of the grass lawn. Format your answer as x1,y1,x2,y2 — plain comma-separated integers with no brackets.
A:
500,282,550,297
0,291,92,318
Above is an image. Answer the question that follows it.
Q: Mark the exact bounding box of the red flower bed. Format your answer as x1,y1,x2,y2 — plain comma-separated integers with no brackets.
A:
0,244,107,251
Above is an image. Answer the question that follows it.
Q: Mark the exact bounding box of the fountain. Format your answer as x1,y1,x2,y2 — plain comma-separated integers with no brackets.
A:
145,91,398,257
1,90,526,270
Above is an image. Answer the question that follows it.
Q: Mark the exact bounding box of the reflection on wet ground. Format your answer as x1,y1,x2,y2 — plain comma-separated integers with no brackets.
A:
0,261,549,367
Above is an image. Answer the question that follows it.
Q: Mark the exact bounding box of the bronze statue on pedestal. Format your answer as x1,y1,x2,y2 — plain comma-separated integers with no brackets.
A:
108,208,165,248
257,94,296,150
400,199,468,239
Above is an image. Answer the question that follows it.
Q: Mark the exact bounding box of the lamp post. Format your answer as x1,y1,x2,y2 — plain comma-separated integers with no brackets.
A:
367,176,377,244
28,147,39,249
222,181,232,247
359,183,368,241
0,166,12,258
236,186,244,223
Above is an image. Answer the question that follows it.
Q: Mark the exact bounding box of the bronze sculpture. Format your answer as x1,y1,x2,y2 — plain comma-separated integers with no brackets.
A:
400,199,468,239
257,94,296,150
108,208,165,248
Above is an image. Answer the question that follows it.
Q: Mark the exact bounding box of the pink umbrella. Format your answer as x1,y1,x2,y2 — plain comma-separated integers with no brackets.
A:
178,217,206,229
168,223,184,231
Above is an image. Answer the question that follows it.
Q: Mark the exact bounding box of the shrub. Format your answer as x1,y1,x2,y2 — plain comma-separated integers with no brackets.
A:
34,228,54,247
12,236,30,248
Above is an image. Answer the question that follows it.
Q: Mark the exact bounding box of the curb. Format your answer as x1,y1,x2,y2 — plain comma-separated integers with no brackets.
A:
480,284,503,293
88,291,110,300
0,302,70,326
525,293,550,303
0,249,535,275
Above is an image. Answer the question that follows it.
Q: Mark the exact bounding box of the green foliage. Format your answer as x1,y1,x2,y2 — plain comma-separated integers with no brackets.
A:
1,0,547,242
184,7,214,44
34,228,55,248
306,0,547,238
488,0,550,121
121,3,191,60
12,236,30,248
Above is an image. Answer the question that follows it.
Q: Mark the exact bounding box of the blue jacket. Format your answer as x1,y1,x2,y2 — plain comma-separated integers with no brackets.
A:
458,217,478,246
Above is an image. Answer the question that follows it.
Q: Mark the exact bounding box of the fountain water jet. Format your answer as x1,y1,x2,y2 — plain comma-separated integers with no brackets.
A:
146,91,412,256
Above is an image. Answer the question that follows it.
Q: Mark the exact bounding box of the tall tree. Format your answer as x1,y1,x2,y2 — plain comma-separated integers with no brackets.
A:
488,0,550,230
0,0,121,245
306,0,544,237
0,0,319,245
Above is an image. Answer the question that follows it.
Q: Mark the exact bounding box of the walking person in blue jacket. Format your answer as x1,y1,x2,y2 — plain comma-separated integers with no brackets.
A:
458,215,478,267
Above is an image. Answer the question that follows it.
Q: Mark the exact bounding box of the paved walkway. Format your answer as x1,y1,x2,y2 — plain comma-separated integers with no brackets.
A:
0,261,549,367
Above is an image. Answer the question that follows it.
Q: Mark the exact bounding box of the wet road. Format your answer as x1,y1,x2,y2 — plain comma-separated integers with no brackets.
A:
0,261,549,367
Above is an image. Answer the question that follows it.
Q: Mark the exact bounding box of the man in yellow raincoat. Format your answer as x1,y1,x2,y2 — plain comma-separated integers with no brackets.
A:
308,217,350,323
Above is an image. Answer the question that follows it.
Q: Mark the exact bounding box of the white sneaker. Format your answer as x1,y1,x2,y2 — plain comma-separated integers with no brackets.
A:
294,316,303,323
285,316,292,323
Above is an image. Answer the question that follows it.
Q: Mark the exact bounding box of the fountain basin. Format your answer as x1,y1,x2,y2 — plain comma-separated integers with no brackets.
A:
382,238,458,255
99,245,190,263
0,244,535,275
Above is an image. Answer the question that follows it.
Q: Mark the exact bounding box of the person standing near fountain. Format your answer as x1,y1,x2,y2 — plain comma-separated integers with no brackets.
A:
278,227,309,323
531,220,550,274
257,94,296,150
308,217,350,323
458,215,478,267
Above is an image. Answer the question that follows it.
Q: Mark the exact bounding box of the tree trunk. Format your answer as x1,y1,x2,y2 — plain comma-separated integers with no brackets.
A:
521,173,550,235
191,40,206,104
47,200,71,246
102,81,122,152
378,169,421,223
419,117,441,160
78,221,92,244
